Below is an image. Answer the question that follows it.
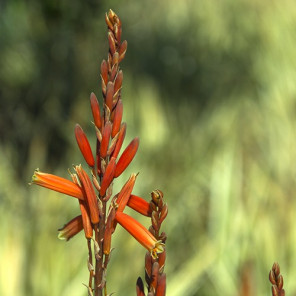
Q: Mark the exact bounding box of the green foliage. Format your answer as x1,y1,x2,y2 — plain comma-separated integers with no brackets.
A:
1,0,296,295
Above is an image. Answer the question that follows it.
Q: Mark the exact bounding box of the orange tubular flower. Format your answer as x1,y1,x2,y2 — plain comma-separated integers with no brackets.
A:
78,199,93,239
114,137,139,178
127,194,151,217
68,171,93,239
58,215,84,241
115,212,164,259
75,165,100,224
75,124,95,167
100,157,116,197
116,173,137,212
31,170,84,200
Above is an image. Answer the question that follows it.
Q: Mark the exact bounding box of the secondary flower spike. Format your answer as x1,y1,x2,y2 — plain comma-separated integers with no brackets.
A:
31,170,84,200
75,124,95,167
115,212,164,259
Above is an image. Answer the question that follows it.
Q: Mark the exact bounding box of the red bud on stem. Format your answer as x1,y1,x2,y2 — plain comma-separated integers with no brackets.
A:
115,137,139,177
90,93,102,129
75,124,95,167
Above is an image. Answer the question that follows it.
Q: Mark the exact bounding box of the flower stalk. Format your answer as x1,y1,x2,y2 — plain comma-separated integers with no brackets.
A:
30,9,167,296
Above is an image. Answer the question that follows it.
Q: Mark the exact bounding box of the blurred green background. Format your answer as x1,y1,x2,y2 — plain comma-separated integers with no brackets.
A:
1,0,296,295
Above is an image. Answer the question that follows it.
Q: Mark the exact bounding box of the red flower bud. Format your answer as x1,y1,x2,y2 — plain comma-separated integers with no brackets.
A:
108,32,116,55
100,157,116,196
150,262,159,292
100,60,108,87
100,121,112,158
119,40,127,63
156,273,166,296
115,137,139,178
90,93,102,129
127,195,151,217
112,122,126,159
114,70,123,95
105,81,114,111
75,124,95,167
78,200,93,239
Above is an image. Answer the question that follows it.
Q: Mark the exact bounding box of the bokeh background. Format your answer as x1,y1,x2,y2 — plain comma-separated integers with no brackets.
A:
1,0,296,295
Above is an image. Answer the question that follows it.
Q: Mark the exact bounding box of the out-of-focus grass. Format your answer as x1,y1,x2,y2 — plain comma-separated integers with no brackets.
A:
1,0,296,295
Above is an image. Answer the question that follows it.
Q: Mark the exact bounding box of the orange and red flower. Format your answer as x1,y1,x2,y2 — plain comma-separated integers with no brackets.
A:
31,170,84,200
75,165,100,224
115,211,164,259
127,194,151,217
116,173,137,212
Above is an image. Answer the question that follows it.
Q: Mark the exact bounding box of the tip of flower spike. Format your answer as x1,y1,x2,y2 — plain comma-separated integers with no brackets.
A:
151,189,163,204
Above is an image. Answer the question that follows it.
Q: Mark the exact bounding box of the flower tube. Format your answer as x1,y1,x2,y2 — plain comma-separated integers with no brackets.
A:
58,215,84,241
115,212,164,259
31,170,84,200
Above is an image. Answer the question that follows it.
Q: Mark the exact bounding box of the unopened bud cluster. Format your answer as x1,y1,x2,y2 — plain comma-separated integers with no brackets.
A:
269,262,285,296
